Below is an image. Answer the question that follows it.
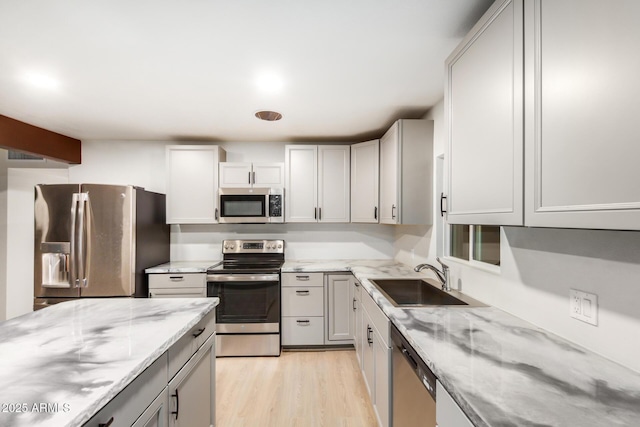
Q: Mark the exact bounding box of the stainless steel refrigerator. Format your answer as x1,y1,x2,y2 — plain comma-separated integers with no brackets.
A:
34,184,170,310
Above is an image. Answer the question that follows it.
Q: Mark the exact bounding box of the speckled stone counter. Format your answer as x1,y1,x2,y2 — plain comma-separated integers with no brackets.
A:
0,298,218,427
283,259,640,426
145,260,220,274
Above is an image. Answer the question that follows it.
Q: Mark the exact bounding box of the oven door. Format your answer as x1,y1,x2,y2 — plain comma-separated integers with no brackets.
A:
218,188,269,224
207,273,280,333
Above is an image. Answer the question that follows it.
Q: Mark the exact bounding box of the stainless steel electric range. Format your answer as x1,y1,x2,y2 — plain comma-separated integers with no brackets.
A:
207,239,284,357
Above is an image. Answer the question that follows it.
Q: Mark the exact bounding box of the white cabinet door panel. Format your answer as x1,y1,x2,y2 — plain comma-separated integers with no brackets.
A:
525,0,640,229
351,140,379,223
446,0,523,225
318,146,350,223
379,123,399,224
326,274,353,343
285,145,318,222
219,162,252,188
253,163,284,187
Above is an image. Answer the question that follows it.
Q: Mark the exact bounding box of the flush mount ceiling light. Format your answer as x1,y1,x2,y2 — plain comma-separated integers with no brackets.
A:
255,110,283,121
255,72,284,94
22,71,61,91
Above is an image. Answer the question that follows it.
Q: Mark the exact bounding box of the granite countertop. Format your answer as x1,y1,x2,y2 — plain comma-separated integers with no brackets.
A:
145,260,220,274
0,298,219,427
283,259,640,427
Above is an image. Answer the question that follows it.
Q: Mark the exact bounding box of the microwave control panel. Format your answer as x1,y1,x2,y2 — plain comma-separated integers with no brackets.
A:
269,194,283,218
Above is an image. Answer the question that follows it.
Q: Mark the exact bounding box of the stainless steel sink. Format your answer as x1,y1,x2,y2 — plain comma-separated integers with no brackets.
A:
369,278,485,307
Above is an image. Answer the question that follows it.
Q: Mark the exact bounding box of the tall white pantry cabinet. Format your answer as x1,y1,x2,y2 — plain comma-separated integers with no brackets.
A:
445,0,640,230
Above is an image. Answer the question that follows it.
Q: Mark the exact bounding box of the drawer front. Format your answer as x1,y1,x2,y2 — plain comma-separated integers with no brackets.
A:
361,288,390,347
282,316,324,346
168,310,216,380
282,287,324,316
149,273,206,289
149,287,207,298
281,272,323,287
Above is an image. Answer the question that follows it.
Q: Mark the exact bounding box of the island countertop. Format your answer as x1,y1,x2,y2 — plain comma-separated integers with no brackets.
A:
0,298,219,427
283,259,640,427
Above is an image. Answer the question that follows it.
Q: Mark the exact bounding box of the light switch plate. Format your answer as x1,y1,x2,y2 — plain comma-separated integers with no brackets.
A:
570,289,598,326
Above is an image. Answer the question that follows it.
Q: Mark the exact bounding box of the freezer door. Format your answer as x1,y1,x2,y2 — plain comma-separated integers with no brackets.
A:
80,184,135,297
34,184,82,299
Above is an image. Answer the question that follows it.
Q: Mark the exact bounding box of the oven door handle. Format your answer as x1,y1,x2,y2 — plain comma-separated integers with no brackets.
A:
207,274,280,282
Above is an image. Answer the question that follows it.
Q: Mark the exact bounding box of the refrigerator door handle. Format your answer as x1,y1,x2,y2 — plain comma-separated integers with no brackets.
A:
76,193,89,287
70,194,79,287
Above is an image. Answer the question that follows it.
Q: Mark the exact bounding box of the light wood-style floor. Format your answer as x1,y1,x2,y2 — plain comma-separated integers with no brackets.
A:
216,349,377,427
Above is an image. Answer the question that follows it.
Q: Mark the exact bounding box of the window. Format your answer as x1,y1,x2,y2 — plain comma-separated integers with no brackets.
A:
449,224,500,267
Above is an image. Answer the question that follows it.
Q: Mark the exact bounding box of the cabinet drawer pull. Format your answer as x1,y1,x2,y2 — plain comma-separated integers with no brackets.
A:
295,290,310,295
171,388,180,420
353,297,357,311
169,276,184,281
296,319,311,325
98,417,114,427
295,275,310,281
192,327,206,338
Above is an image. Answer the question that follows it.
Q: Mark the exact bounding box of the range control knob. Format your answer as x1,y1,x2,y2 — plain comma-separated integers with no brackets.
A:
224,245,229,250
230,245,235,250
277,244,282,249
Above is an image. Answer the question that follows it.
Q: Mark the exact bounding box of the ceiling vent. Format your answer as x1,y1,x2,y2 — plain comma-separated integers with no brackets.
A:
8,150,44,161
255,110,283,121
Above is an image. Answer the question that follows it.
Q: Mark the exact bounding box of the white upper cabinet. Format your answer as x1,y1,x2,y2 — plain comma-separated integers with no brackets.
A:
219,162,284,188
524,0,640,230
351,140,380,223
285,145,350,223
445,0,524,226
166,145,226,224
379,119,433,225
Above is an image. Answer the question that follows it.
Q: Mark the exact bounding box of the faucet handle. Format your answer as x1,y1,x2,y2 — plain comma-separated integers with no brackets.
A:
436,257,449,270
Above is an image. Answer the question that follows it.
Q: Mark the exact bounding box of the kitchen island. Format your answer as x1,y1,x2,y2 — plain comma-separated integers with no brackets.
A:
0,297,218,427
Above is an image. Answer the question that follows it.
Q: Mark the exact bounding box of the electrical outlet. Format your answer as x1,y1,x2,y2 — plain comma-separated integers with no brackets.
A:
569,289,598,326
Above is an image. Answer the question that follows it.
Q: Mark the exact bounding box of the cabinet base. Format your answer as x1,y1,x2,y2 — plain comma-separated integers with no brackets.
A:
216,333,280,357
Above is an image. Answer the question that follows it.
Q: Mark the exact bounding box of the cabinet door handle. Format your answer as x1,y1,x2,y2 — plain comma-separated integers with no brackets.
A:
192,327,206,338
171,388,180,420
296,319,311,325
319,207,322,221
314,207,318,220
374,206,377,220
248,171,252,184
352,297,356,311
252,171,256,184
296,275,310,281
169,276,184,281
440,193,447,217
215,208,219,221
391,204,396,219
296,290,310,295
98,417,114,427
367,326,373,346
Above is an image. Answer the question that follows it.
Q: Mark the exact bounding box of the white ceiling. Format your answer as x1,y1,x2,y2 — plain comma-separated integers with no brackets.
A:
0,0,493,142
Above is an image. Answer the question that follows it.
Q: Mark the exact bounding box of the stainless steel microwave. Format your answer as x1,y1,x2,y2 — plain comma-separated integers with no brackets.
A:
218,188,284,223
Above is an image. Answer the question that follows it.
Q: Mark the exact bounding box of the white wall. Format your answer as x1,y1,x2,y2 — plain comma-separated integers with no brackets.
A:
393,99,640,373
5,168,69,319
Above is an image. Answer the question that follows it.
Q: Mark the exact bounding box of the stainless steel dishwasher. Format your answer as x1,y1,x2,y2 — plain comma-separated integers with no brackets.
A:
392,324,437,427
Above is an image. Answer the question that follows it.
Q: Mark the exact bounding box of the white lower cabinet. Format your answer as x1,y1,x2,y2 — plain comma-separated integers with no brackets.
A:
169,333,215,427
281,272,324,346
86,311,216,427
436,380,474,427
148,273,207,298
360,289,391,427
132,388,169,427
325,274,354,344
352,280,363,365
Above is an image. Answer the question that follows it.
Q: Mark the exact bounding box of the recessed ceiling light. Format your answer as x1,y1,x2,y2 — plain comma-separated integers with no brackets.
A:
255,72,284,94
22,71,61,91
255,110,283,121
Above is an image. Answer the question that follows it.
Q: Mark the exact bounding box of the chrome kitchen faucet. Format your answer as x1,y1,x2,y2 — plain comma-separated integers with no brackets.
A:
414,257,450,292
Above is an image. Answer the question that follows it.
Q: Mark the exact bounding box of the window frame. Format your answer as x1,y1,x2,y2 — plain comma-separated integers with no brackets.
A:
443,224,501,274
